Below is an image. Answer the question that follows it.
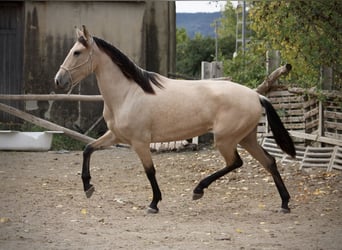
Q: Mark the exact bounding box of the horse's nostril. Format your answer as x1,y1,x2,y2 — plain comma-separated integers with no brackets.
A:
55,77,61,88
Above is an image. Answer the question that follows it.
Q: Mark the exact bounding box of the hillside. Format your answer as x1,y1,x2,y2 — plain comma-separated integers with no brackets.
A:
176,12,222,38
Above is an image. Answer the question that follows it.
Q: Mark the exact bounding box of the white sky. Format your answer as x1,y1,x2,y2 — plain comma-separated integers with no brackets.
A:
176,1,227,13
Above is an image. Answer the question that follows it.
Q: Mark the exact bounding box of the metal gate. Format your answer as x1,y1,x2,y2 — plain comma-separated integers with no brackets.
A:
0,2,24,123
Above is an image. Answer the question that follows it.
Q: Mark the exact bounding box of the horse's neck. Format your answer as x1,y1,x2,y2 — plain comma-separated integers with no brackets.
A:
94,54,132,108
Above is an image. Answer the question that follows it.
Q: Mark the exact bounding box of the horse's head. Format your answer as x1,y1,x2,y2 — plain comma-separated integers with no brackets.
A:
54,25,94,91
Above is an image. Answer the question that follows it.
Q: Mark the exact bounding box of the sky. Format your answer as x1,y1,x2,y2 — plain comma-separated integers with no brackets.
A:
176,1,227,13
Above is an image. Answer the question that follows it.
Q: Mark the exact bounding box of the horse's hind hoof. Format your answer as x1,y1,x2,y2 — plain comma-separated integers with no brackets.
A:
279,207,291,214
85,185,95,198
192,192,204,200
147,206,159,214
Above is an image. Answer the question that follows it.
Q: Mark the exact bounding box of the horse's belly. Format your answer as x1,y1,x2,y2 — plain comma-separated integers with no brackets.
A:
148,94,216,142
150,120,212,142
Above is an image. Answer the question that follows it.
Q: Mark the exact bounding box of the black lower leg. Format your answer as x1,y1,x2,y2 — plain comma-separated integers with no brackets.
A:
266,154,291,212
193,151,243,199
272,169,291,212
145,166,162,213
82,144,95,198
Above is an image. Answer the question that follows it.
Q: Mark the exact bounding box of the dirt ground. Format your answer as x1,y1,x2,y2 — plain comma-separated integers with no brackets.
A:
0,146,341,250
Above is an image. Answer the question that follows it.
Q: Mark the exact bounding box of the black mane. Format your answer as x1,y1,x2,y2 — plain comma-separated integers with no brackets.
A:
93,37,163,94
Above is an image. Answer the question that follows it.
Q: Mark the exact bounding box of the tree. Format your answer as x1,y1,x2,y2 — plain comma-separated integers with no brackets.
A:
217,1,236,60
176,30,216,78
175,3,240,79
218,1,236,38
249,0,342,89
218,1,266,87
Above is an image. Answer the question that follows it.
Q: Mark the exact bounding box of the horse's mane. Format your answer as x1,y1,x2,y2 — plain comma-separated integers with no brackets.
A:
93,37,163,94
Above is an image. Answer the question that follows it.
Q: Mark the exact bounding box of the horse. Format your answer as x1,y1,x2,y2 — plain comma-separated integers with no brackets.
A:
54,26,296,214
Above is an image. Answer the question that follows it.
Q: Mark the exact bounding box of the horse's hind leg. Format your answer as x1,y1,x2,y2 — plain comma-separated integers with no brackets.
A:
82,130,117,198
240,130,291,213
193,145,243,200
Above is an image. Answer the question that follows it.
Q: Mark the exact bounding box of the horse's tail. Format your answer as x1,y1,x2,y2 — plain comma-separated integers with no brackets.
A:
259,95,296,158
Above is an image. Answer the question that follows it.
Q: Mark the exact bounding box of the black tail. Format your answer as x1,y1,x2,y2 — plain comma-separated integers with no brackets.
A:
260,96,296,158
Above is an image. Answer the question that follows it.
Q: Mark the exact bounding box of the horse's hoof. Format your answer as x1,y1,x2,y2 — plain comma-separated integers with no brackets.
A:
85,185,95,198
147,206,159,214
192,192,204,200
279,207,291,214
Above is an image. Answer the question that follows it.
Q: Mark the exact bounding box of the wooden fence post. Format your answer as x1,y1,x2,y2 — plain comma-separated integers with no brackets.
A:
201,61,223,79
319,100,324,139
320,65,333,90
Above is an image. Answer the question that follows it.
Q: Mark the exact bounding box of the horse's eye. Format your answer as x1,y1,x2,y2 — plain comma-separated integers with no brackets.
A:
73,51,81,56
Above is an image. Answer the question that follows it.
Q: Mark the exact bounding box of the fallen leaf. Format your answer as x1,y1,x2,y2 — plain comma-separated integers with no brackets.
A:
0,217,11,223
313,189,326,195
258,204,266,209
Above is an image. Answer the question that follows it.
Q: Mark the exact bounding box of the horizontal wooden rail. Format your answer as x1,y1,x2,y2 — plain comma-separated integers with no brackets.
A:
0,103,95,144
289,131,342,147
0,94,103,101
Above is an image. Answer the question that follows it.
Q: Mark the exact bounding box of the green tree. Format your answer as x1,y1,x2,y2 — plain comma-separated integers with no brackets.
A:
249,0,342,89
223,49,266,88
176,8,236,79
218,1,266,87
218,1,237,39
176,29,216,78
217,1,236,61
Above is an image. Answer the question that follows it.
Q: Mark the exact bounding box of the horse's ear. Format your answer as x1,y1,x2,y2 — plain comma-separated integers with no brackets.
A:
75,26,83,39
82,25,91,41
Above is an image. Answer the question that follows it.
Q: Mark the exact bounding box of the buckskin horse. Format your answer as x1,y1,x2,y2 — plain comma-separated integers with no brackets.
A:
54,26,296,214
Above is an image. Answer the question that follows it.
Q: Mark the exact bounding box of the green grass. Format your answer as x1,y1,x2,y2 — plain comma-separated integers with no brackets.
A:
51,134,85,151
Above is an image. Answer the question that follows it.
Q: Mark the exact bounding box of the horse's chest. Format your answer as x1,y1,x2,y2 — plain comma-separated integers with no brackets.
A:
106,114,143,144
107,120,129,142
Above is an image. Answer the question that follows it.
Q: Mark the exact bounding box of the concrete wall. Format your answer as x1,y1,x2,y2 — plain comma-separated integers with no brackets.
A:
22,1,175,132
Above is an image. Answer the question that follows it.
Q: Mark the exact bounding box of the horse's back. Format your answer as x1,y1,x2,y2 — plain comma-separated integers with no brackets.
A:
158,78,262,117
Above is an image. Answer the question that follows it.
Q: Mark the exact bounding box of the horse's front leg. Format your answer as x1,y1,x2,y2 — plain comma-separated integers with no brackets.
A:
132,142,162,213
82,130,117,198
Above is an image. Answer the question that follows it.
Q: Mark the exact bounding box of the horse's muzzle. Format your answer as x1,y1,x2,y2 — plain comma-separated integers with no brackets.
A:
54,69,71,90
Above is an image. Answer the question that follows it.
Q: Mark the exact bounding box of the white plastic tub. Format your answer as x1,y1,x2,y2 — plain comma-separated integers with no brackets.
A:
0,131,63,151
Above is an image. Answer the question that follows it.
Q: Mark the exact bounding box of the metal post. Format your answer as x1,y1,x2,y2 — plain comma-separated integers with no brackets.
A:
242,1,246,53
215,20,219,61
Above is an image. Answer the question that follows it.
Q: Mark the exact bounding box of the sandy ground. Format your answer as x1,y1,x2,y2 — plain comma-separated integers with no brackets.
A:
0,146,341,250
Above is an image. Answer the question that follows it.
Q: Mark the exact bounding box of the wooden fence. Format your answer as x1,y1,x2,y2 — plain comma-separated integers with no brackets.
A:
257,88,342,147
258,88,342,171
